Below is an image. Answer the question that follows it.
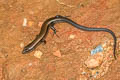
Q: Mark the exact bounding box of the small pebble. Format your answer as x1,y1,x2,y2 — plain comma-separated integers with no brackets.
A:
111,42,114,46
34,50,43,59
110,55,112,58
38,22,43,27
106,47,112,51
91,70,97,75
85,52,103,69
28,63,32,66
91,70,99,78
93,75,97,78
28,21,34,27
85,59,100,68
20,42,24,48
102,42,107,48
69,34,75,39
53,50,62,58
23,18,27,27
81,72,86,75
96,71,99,74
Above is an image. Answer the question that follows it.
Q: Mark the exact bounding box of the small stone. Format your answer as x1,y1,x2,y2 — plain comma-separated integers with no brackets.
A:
102,43,107,48
23,18,27,27
104,48,107,51
28,63,32,66
106,47,112,51
69,34,75,39
85,59,99,68
96,71,99,74
34,51,43,59
110,55,112,58
81,72,86,75
20,42,24,48
53,50,62,58
93,75,97,78
38,22,43,27
28,21,34,27
85,52,103,69
91,70,99,76
111,42,114,46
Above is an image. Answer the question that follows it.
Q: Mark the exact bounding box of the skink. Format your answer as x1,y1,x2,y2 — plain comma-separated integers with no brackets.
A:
22,15,117,59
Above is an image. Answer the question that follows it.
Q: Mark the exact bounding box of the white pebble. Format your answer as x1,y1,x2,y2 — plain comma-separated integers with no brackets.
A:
23,18,27,27
81,72,86,75
20,42,24,48
111,42,114,46
34,50,43,59
28,63,32,66
69,34,75,39
102,43,107,48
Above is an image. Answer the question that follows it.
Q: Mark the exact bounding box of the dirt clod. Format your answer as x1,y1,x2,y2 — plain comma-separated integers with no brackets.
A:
85,52,104,69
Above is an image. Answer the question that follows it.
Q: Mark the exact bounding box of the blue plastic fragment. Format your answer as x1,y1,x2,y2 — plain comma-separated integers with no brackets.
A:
91,45,103,55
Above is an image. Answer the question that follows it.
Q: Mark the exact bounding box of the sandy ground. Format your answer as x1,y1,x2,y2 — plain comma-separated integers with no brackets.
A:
0,0,120,80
